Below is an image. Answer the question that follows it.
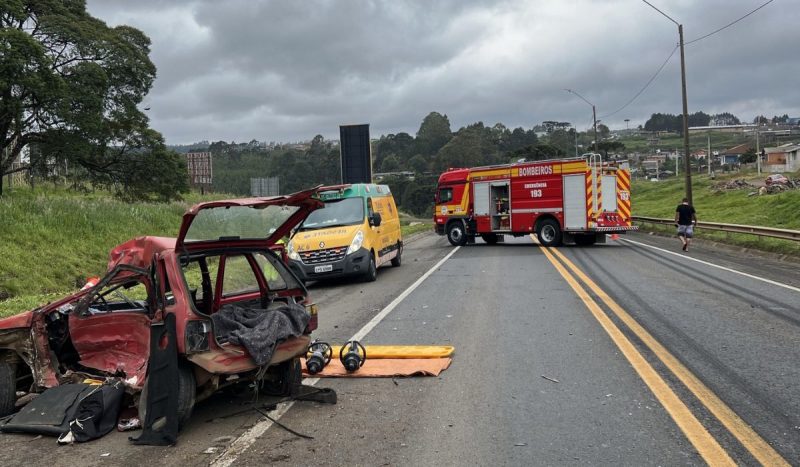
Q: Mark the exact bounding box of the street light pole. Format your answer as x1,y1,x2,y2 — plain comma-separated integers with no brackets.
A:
643,0,693,204
565,89,598,154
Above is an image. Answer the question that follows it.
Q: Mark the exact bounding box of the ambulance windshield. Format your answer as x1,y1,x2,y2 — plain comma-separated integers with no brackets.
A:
299,197,364,230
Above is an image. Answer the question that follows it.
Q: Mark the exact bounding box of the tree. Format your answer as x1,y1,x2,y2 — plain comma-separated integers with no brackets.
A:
710,112,740,126
416,112,452,156
0,1,183,199
597,123,610,140
595,141,625,158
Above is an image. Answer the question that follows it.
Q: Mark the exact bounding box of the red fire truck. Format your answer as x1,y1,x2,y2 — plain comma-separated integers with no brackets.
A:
433,155,637,247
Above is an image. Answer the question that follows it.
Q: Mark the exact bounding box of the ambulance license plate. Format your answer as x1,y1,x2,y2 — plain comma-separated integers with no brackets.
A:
314,264,333,273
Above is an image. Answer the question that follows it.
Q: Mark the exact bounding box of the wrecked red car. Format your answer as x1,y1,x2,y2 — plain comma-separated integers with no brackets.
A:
765,174,789,186
0,188,323,426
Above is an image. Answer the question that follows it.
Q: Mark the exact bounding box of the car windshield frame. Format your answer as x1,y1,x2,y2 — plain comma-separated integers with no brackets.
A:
298,197,365,231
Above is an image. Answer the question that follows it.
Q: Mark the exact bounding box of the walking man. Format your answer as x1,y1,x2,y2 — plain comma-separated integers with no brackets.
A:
674,197,697,251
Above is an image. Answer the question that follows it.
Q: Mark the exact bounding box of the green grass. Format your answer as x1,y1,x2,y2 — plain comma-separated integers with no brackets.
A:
0,186,432,317
632,169,800,255
0,186,230,317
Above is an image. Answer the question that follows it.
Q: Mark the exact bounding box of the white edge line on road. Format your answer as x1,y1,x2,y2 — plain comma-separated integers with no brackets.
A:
211,245,461,467
622,238,800,294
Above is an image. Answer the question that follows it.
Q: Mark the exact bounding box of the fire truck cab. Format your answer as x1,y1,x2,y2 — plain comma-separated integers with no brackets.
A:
433,155,636,247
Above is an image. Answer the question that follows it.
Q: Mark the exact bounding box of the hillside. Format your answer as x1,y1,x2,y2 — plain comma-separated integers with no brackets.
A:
631,169,800,254
0,187,430,317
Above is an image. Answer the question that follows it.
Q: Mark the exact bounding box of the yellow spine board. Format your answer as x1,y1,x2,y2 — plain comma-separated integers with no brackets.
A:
331,345,455,359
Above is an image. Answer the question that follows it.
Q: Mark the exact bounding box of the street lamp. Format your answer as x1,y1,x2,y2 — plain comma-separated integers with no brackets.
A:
642,0,692,204
564,89,598,155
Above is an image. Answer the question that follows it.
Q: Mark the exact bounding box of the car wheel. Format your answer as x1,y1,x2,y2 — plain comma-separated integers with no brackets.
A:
0,361,16,417
139,363,196,431
260,357,302,397
574,234,596,246
480,234,498,245
446,221,467,246
364,252,378,282
390,243,402,267
536,219,562,247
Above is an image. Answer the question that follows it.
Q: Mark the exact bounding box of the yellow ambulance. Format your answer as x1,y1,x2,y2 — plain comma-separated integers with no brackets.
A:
287,183,402,282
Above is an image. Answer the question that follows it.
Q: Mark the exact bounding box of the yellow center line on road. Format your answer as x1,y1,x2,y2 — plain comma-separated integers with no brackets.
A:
538,245,735,466
547,247,790,467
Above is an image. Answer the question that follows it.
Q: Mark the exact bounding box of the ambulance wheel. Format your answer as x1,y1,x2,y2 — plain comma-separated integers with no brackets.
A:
391,243,402,267
364,252,378,282
536,219,562,247
574,234,597,246
446,221,467,246
480,234,498,245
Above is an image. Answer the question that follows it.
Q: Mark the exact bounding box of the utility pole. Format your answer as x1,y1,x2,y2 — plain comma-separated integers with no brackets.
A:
565,89,598,155
756,128,761,175
643,0,693,204
707,133,711,175
678,24,692,203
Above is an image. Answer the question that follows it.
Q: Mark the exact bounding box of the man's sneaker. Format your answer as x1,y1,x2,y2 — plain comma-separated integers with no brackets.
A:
682,244,688,251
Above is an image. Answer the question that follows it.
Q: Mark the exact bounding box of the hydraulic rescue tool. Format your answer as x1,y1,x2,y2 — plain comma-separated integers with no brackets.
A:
339,340,367,372
305,340,333,375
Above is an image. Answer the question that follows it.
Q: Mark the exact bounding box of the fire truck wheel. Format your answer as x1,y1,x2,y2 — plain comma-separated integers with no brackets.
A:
536,219,562,247
480,234,498,245
574,234,597,246
446,221,467,246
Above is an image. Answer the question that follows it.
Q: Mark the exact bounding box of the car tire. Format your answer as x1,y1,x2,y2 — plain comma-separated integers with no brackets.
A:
0,361,16,417
536,219,562,247
260,357,302,397
574,234,597,246
364,252,378,282
481,234,498,245
139,362,196,431
390,243,402,267
446,221,467,246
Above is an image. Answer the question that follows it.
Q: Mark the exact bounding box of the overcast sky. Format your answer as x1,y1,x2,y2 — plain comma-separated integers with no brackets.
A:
86,0,798,144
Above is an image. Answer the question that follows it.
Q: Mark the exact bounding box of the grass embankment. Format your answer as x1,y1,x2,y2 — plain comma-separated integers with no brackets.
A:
0,187,431,317
632,169,800,256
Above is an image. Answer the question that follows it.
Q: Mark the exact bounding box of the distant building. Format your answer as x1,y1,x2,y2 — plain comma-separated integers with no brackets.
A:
717,143,752,165
764,143,800,172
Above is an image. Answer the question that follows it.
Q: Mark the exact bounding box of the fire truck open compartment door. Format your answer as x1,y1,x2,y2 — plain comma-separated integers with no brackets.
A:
473,182,491,216
563,174,586,230
602,175,617,212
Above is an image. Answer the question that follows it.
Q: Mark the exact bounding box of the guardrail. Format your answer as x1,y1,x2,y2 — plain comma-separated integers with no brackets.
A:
632,216,800,242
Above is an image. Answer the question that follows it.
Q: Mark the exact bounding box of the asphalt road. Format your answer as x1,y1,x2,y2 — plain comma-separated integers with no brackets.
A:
1,231,798,466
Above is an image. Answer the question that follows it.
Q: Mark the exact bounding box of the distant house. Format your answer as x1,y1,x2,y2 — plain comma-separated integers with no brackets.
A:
691,149,708,160
717,143,752,165
764,143,800,172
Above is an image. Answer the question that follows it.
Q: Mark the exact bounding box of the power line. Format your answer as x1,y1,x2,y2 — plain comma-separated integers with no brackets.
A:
599,45,678,119
686,0,775,45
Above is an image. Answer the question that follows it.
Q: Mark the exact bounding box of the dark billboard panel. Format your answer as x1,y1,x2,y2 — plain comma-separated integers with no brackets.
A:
340,124,372,184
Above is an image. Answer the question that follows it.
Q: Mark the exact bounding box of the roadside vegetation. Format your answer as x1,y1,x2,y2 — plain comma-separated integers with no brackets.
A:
0,186,431,317
632,168,800,256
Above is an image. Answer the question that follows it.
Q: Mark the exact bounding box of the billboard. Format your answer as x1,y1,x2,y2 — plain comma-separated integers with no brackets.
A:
339,124,372,184
185,152,213,186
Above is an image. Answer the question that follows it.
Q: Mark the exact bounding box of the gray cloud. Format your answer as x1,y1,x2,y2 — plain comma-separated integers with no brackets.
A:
87,0,800,143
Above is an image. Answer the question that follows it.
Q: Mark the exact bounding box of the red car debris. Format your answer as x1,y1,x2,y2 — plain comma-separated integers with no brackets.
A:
0,188,323,426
